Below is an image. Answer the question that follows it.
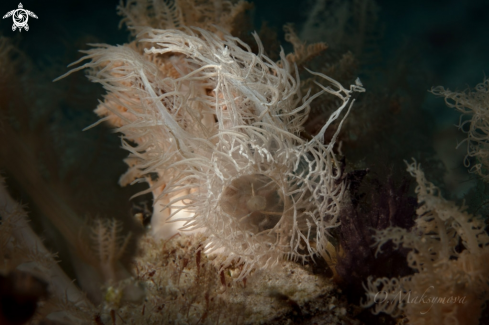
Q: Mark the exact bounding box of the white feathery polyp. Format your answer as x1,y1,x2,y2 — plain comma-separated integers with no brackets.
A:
60,26,365,277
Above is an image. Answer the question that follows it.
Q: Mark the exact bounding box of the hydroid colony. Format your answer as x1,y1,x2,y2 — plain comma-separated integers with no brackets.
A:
432,81,489,182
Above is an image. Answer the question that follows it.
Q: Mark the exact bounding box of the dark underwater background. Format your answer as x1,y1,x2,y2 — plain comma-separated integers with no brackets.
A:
2,0,488,171
2,0,487,214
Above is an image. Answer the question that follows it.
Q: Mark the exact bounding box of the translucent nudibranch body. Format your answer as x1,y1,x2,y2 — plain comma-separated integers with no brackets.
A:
60,25,364,278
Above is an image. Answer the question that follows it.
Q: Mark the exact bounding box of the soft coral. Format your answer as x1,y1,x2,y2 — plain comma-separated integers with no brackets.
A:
362,159,489,325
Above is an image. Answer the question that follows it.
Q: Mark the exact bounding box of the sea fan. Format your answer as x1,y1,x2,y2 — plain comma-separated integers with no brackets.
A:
58,25,364,278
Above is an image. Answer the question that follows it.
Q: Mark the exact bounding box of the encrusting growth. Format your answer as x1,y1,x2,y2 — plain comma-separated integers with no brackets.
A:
58,0,365,279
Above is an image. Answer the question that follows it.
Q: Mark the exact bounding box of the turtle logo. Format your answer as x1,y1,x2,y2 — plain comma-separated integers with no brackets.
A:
2,3,38,32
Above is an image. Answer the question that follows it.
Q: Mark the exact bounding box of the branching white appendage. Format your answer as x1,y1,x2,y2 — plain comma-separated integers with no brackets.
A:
89,219,133,283
60,26,365,278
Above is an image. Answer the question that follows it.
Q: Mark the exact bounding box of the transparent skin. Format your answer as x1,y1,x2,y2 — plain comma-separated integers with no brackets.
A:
220,174,284,234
